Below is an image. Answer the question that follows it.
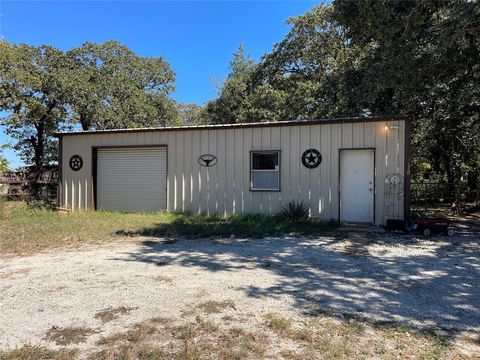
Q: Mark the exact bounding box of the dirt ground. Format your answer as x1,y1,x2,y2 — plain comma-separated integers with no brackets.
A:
0,232,479,356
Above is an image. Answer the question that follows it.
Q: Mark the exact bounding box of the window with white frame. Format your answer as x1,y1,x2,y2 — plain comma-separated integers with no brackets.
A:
250,151,280,191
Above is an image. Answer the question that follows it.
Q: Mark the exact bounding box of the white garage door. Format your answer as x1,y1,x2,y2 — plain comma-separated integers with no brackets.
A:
97,147,167,212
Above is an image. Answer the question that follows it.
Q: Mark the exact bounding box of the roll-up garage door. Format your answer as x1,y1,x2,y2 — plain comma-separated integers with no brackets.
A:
96,147,167,212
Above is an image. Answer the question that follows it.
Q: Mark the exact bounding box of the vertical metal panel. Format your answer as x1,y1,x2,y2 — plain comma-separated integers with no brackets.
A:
330,123,342,219
60,119,407,224
207,130,218,214
243,128,253,213
270,127,282,214
363,122,376,148
403,117,412,221
174,131,182,212
309,124,321,216
216,129,226,215
251,128,262,213
191,130,200,214
352,123,364,148
168,132,176,211
199,130,209,214
375,121,388,223
233,129,243,214
290,126,301,202
342,122,353,148
175,131,184,212
183,131,192,212
320,124,332,219
280,126,292,204
398,120,406,219
300,125,311,214
386,120,400,219
225,129,235,215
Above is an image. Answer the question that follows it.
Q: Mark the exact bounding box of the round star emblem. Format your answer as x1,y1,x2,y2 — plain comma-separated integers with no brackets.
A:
69,155,83,171
301,149,322,169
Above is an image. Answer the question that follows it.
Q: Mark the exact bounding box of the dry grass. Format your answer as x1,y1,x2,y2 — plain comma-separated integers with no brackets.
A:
1,314,470,360
43,326,97,346
154,275,174,284
196,299,236,314
91,315,458,360
0,345,78,360
92,316,267,360
265,316,455,360
94,306,137,324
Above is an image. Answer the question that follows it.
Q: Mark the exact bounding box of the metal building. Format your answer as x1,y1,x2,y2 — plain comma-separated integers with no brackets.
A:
57,115,411,224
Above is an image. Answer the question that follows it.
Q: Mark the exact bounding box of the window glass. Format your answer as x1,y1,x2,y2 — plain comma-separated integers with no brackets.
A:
252,152,278,170
252,171,278,189
251,151,280,190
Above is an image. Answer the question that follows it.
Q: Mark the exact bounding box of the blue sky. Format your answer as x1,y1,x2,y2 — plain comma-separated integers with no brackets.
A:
0,0,317,168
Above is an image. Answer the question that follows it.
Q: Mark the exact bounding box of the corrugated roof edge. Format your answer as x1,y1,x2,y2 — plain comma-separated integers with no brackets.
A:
54,114,411,137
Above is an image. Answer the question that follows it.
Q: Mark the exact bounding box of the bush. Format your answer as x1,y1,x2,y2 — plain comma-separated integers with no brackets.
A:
278,200,310,220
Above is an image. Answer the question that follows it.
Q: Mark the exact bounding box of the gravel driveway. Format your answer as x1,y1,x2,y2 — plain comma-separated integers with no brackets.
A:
0,234,479,351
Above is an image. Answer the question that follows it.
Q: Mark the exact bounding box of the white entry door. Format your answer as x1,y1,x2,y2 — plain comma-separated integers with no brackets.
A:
340,149,374,223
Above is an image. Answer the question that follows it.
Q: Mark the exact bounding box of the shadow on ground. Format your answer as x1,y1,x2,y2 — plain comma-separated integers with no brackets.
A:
114,227,480,338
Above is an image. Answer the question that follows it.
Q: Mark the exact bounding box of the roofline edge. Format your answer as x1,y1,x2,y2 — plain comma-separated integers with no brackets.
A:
54,114,412,137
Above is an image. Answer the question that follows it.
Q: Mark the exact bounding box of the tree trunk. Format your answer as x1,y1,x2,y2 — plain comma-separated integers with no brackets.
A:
32,121,45,168
80,113,90,131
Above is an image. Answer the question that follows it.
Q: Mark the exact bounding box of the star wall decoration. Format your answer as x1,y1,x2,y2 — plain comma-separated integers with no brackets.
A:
301,149,322,169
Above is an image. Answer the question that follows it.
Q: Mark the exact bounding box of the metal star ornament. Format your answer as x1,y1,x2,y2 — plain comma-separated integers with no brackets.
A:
301,149,322,169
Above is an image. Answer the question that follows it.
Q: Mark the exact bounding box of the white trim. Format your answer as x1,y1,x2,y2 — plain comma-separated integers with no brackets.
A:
250,151,280,191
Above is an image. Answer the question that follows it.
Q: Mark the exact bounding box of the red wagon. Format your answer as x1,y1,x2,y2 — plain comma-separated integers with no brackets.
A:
415,217,454,238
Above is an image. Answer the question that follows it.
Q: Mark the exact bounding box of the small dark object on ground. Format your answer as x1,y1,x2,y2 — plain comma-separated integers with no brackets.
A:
385,219,405,232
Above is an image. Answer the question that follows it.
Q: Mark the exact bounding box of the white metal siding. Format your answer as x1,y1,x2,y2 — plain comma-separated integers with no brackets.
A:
96,147,167,212
60,119,408,224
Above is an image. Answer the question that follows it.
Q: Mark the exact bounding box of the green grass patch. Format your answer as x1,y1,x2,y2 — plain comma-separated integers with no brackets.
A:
117,212,338,239
0,201,337,256
0,201,177,256
264,313,293,333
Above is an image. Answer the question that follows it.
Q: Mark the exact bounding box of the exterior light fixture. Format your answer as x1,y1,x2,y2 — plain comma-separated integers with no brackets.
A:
385,124,399,130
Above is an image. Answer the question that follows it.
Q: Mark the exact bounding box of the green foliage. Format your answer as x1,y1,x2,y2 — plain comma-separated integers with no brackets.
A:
332,0,480,187
0,42,68,166
65,41,177,130
0,40,177,167
175,102,208,126
204,45,257,124
0,143,9,172
278,200,310,220
204,2,480,187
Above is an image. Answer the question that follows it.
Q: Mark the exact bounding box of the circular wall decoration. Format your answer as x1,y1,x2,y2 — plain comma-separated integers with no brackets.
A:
301,149,322,169
69,155,83,171
198,154,217,167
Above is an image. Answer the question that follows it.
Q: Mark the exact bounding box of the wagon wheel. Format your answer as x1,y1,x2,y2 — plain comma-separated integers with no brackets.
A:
423,228,431,238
